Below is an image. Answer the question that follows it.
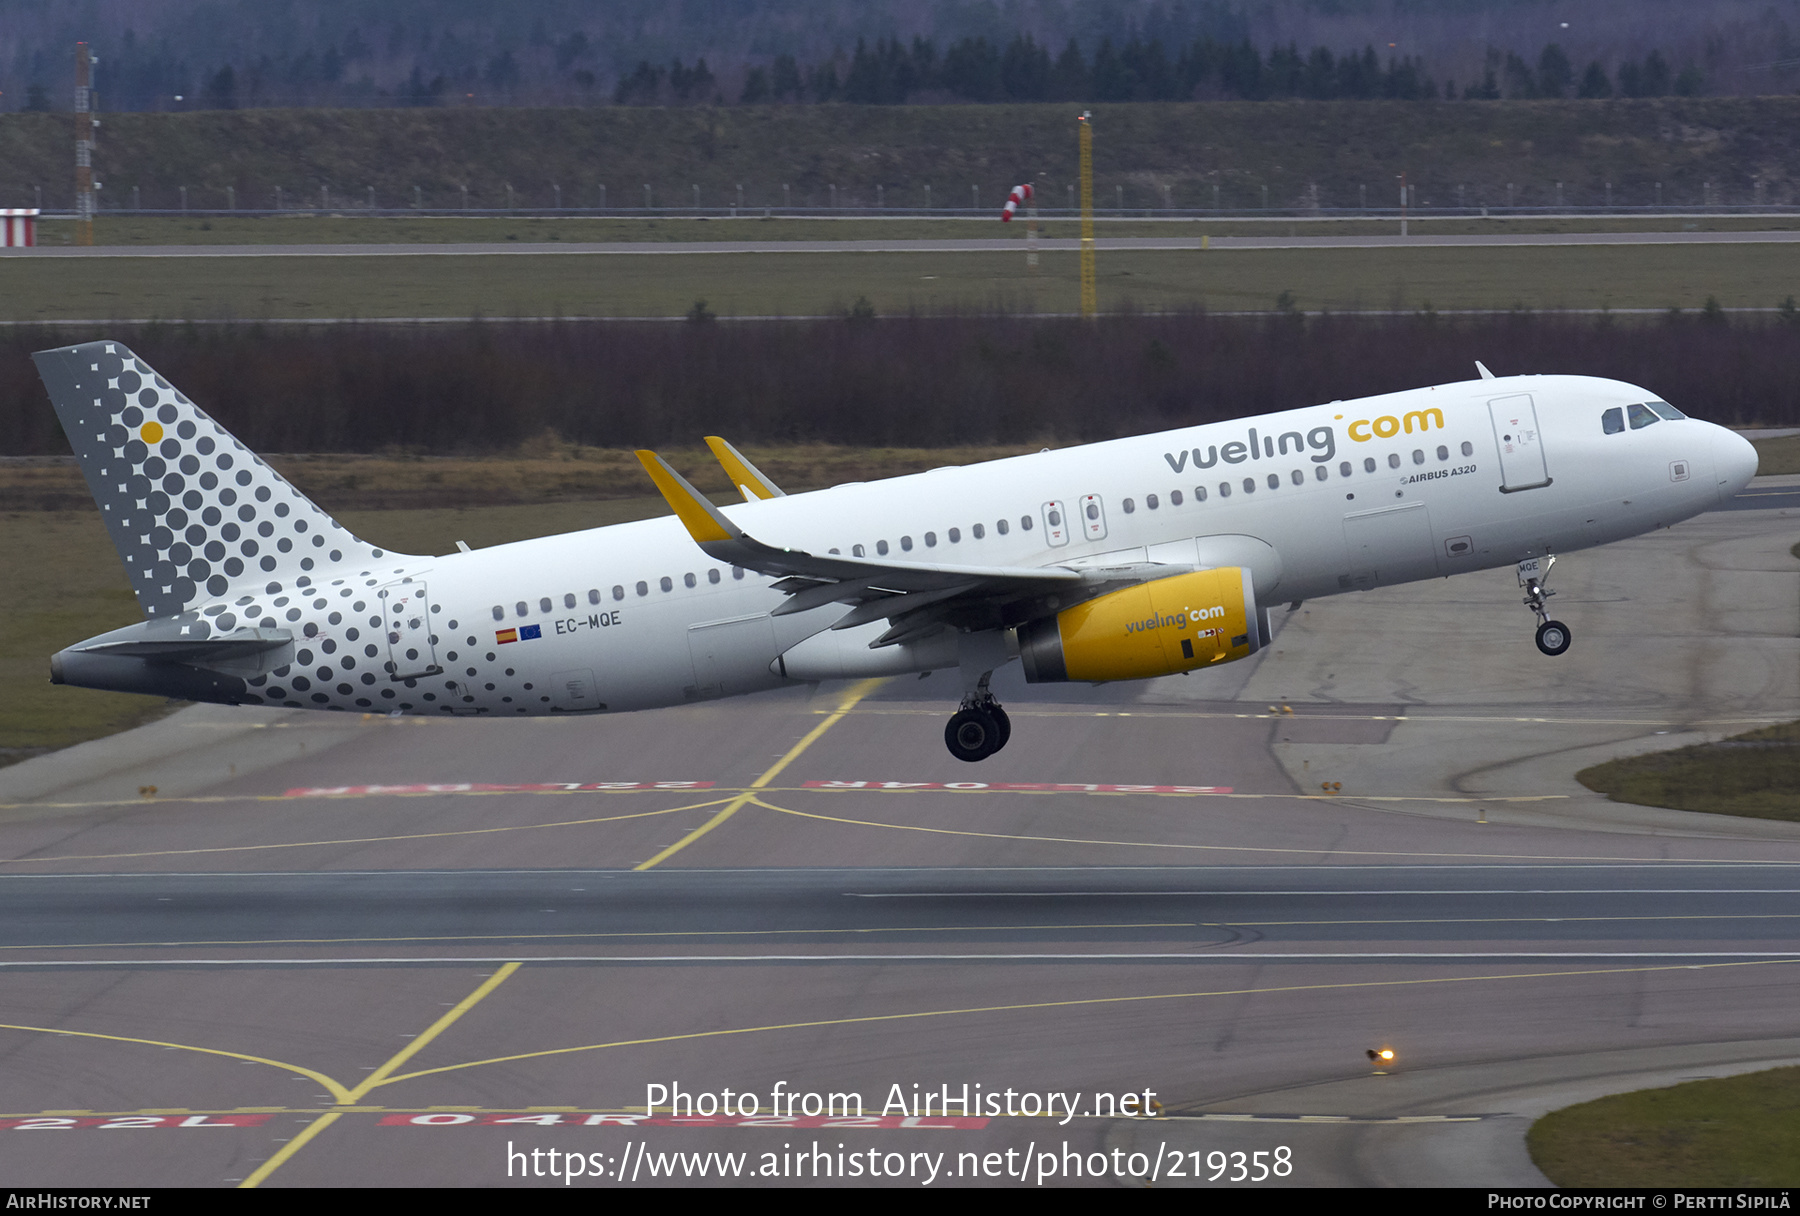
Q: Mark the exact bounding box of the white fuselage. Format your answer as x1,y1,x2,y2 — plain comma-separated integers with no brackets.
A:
224,373,1752,717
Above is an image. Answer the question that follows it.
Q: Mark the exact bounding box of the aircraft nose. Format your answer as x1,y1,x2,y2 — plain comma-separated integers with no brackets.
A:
1711,425,1759,504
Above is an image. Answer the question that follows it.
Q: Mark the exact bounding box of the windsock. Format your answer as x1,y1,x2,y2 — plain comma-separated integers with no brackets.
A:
1000,183,1033,222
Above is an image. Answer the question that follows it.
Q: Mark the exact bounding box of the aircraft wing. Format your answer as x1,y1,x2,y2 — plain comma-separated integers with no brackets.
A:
636,451,1170,646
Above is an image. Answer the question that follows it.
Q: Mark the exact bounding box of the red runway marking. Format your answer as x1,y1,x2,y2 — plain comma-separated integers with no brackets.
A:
803,781,1233,794
0,1115,275,1130
284,782,716,797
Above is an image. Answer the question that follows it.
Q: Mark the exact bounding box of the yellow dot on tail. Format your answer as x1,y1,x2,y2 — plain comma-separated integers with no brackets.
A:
141,421,163,443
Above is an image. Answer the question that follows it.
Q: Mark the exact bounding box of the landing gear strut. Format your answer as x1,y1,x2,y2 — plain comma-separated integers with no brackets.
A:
944,673,1010,762
1519,556,1572,656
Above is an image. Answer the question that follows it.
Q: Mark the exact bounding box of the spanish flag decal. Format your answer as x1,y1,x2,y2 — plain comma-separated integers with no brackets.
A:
496,628,518,644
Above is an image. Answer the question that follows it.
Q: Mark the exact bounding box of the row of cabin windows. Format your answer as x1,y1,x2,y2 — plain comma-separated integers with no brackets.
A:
838,515,1035,559
490,566,748,620
1118,441,1477,507
828,439,1479,560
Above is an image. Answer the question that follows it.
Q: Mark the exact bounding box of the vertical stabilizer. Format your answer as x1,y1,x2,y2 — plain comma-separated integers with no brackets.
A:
32,339,411,618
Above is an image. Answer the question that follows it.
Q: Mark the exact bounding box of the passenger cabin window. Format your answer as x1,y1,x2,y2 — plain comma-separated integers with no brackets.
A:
564,593,577,609
1602,407,1625,434
1020,516,1032,531
853,544,865,557
683,573,696,588
491,605,504,621
876,540,889,556
948,528,961,543
1170,490,1182,505
1437,445,1449,460
925,532,937,547
1218,482,1231,498
636,582,648,597
660,576,673,592
996,519,1009,535
1461,441,1475,457
1193,485,1207,501
1146,493,1158,509
613,585,625,601
1387,453,1401,469
708,569,721,583
1363,458,1377,473
900,536,913,551
1412,450,1425,464
1121,498,1135,514
588,589,601,605
516,601,528,617
971,524,984,539
539,597,553,613
1627,402,1660,430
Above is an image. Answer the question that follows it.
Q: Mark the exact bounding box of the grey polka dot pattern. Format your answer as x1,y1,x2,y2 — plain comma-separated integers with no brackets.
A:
32,340,394,619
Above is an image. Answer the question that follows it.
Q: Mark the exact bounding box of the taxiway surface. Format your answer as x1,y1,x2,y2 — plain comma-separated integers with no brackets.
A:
0,495,1795,1188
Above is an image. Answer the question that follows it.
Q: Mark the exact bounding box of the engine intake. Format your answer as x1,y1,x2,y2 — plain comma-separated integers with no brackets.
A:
1017,567,1260,683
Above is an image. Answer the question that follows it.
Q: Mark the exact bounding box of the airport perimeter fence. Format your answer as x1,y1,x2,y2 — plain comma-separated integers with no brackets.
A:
12,179,1797,221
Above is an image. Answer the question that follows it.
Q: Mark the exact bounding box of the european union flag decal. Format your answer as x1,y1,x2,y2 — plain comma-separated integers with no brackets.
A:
520,624,543,640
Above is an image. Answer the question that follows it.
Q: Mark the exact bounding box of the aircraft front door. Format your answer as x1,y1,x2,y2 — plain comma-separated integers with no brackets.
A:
380,580,439,680
1489,394,1551,492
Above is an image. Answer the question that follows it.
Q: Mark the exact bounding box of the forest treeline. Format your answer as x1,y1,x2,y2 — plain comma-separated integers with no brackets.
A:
3,314,1794,460
10,0,1797,110
18,36,1703,113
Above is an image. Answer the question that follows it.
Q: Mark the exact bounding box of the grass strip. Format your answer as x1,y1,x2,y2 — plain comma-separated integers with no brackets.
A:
8,243,1800,321
1576,721,1800,821
1529,1066,1800,1187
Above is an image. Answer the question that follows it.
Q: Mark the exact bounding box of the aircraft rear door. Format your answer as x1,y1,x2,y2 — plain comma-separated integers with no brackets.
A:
380,580,439,680
1488,394,1552,492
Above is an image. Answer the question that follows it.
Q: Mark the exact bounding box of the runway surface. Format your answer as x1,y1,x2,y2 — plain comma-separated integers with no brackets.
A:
0,495,1795,1187
9,229,1800,258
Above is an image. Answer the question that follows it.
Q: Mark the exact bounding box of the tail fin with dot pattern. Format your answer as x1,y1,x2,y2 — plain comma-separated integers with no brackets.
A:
32,339,414,619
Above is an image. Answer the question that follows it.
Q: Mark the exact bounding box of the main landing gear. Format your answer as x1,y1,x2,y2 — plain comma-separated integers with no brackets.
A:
945,673,1011,762
1519,555,1572,657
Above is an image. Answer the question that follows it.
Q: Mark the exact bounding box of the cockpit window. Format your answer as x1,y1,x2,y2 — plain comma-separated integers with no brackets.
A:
1646,399,1686,421
1627,402,1660,430
1602,407,1625,434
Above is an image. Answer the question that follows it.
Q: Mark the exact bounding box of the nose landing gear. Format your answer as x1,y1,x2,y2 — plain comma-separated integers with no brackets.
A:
944,673,1011,762
1519,556,1572,656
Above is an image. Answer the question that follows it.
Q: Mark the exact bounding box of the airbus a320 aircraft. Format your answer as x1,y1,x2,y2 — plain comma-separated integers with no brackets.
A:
35,341,1756,761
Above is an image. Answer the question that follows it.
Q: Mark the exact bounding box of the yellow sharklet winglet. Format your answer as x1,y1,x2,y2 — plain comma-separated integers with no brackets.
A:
704,436,786,501
635,451,741,545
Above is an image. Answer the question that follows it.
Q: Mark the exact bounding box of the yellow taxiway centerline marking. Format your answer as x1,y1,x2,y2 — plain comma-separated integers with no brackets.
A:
374,958,1800,1089
743,795,1779,865
240,962,520,1189
0,1023,352,1104
632,679,883,872
0,800,729,866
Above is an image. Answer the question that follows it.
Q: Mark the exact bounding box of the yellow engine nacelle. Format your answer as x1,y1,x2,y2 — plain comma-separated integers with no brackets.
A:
1017,568,1260,683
